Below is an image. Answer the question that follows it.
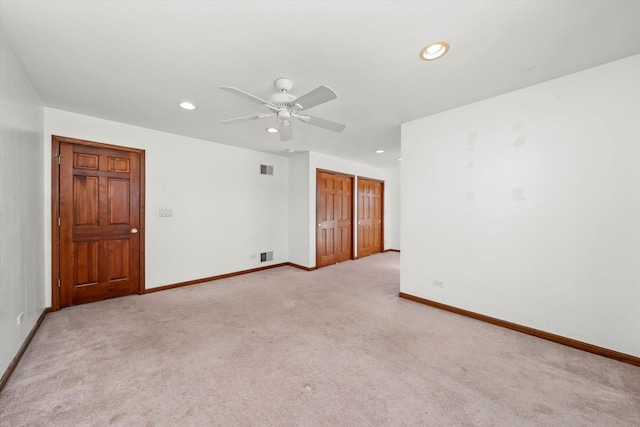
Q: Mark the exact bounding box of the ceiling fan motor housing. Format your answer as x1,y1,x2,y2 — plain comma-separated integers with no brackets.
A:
270,78,297,108
269,92,296,106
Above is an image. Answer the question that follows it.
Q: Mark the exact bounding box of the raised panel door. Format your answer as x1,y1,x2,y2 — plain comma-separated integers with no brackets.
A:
316,171,353,268
59,142,141,306
357,178,384,257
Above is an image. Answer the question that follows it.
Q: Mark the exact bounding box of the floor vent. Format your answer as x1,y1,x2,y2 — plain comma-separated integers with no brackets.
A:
260,251,273,262
260,164,274,175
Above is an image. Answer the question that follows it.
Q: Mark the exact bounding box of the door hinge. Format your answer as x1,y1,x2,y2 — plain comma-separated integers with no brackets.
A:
57,155,61,165
58,279,61,288
58,217,61,226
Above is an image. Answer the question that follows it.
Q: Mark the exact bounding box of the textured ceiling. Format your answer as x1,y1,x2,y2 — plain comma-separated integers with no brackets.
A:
1,0,639,170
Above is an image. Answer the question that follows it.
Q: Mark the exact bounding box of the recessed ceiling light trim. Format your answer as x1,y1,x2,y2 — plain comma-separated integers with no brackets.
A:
179,101,196,110
376,150,385,154
266,127,279,133
419,41,450,61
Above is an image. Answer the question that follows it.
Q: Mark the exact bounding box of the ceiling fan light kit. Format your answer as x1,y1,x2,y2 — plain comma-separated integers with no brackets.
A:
220,78,346,141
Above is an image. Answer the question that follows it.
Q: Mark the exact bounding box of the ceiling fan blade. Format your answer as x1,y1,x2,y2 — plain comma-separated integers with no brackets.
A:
221,113,274,124
220,86,272,106
279,123,293,141
298,115,346,133
292,86,337,111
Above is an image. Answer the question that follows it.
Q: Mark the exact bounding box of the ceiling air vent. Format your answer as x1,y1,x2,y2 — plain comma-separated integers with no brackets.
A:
260,164,274,175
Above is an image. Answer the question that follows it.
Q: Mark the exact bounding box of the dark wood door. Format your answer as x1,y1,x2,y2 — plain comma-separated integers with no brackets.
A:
357,178,383,258
58,141,142,307
316,170,353,268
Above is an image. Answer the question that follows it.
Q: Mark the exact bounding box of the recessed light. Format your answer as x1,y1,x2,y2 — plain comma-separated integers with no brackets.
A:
179,102,196,110
376,150,385,154
419,41,449,61
398,158,402,161
266,127,279,133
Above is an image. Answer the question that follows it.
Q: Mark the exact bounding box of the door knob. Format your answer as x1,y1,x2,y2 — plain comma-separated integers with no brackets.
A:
130,228,138,234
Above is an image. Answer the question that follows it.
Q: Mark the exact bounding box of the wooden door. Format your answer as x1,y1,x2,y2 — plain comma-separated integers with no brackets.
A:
357,178,383,258
55,138,144,307
316,170,353,268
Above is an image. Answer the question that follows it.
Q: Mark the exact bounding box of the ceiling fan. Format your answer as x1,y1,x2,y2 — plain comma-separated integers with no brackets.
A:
220,78,346,141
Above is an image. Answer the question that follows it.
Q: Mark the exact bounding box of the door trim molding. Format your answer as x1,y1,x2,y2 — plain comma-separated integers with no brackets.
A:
357,175,384,183
51,135,146,311
316,168,355,179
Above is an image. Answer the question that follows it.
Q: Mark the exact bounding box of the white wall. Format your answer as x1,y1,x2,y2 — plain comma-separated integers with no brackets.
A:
288,151,311,267
0,36,45,374
44,108,290,304
288,151,399,268
385,167,401,251
401,55,640,356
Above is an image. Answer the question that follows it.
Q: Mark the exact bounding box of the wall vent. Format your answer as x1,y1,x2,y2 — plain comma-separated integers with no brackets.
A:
260,164,274,175
260,251,274,262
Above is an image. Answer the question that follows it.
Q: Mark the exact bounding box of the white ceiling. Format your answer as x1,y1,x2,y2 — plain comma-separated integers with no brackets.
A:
1,1,639,170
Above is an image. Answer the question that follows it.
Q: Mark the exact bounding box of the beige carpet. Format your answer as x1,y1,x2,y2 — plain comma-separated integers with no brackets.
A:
1,252,639,426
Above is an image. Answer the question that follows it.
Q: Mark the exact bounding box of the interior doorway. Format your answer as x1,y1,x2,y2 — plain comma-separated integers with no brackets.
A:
51,136,145,310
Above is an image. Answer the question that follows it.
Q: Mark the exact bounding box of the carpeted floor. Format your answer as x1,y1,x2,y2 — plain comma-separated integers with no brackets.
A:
1,252,639,426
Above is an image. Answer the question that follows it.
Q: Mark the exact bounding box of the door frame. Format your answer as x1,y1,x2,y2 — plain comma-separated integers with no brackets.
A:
51,135,146,311
356,176,385,258
315,168,355,268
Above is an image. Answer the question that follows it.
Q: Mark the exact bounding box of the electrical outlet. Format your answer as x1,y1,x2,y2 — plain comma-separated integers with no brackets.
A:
433,280,445,288
17,312,24,326
159,208,173,217
250,254,257,259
